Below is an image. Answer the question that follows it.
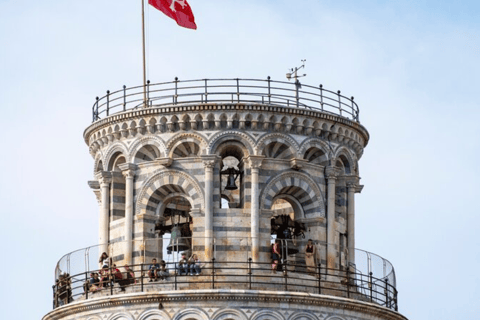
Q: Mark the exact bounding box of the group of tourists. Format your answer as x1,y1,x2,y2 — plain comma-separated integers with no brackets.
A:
272,239,318,275
148,253,203,280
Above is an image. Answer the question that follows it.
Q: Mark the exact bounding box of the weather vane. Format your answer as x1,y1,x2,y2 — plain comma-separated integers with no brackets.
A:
286,59,307,88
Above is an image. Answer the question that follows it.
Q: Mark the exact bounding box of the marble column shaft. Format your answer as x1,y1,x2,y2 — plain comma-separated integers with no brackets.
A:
120,163,136,265
97,172,112,256
203,159,215,261
326,167,338,270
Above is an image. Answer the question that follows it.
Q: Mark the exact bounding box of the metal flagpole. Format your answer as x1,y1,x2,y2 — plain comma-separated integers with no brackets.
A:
141,0,147,107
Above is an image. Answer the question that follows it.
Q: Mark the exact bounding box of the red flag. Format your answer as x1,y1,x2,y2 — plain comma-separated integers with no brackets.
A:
149,0,197,30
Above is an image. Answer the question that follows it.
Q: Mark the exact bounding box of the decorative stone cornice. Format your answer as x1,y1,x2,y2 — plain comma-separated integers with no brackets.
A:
42,290,407,320
87,180,102,205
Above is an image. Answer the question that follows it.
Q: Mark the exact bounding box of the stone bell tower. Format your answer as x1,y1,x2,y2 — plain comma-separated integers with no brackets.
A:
43,77,407,320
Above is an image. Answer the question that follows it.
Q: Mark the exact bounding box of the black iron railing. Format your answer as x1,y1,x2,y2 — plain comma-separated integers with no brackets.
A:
91,78,360,123
53,259,397,311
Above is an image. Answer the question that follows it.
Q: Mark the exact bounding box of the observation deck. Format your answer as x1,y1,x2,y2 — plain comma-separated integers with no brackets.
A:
51,237,398,313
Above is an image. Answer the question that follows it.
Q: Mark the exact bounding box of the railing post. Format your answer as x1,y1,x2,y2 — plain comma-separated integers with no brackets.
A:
110,268,114,295
106,90,110,117
346,267,350,298
123,85,126,111
52,285,56,309
369,271,373,302
319,85,323,111
211,258,215,289
204,79,208,103
385,278,389,308
83,272,87,300
267,76,271,104
283,262,288,291
351,96,355,121
337,90,342,116
146,80,150,106
140,263,144,292
174,77,178,104
174,262,178,290
248,257,252,290
317,263,322,294
236,78,240,102
394,288,398,311
95,97,99,121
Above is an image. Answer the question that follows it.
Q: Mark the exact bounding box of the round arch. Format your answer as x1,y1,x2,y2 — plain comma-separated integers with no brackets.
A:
287,312,318,320
138,309,171,320
128,136,166,161
211,308,248,320
106,312,134,320
260,171,325,218
103,142,129,169
166,132,208,158
250,309,284,320
255,132,299,158
299,138,331,160
207,131,255,156
135,169,204,215
93,151,104,174
172,308,209,320
333,146,355,174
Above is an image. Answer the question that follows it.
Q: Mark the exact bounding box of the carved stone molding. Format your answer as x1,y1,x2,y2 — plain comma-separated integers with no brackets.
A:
246,155,265,169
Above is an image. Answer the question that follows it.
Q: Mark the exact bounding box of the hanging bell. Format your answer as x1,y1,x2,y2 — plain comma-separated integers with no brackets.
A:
225,172,238,190
166,226,190,252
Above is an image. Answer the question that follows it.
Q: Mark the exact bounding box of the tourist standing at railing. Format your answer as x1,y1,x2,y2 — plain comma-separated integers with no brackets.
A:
304,239,317,276
188,254,203,275
99,265,110,287
148,258,160,281
98,252,110,268
86,272,101,293
272,240,282,273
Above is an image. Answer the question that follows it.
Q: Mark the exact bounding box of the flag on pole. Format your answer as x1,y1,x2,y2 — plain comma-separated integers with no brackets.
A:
149,0,197,30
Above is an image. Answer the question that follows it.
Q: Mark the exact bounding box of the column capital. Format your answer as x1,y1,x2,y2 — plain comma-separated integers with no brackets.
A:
325,166,341,180
246,155,265,169
289,158,309,170
119,163,137,178
189,208,203,217
88,180,102,204
201,155,219,169
95,171,112,185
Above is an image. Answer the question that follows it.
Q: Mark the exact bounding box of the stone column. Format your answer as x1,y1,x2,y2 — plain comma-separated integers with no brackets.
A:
346,177,363,267
247,156,265,262
202,157,217,261
96,172,112,255
325,166,339,271
119,163,137,265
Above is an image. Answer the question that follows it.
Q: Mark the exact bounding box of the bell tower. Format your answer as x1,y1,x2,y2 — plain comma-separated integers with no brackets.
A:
43,77,407,320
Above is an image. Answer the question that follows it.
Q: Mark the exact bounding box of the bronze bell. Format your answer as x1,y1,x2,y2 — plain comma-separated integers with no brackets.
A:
225,172,238,190
166,226,190,252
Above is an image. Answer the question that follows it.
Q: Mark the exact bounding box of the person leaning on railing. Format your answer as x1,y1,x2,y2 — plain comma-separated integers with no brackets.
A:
271,240,282,273
304,239,317,276
84,272,101,293
55,273,72,306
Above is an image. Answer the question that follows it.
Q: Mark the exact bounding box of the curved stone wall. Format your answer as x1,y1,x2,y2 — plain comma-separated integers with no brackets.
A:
43,290,406,320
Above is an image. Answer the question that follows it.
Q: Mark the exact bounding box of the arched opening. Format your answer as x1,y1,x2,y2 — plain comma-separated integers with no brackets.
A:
172,141,201,158
154,195,193,264
304,147,328,166
134,145,161,163
215,142,248,209
262,141,294,159
108,152,126,221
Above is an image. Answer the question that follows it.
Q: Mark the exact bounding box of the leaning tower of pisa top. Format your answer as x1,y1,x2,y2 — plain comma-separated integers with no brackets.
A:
44,77,407,320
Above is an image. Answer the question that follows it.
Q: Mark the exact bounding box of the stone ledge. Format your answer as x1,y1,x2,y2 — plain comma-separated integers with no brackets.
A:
43,289,407,320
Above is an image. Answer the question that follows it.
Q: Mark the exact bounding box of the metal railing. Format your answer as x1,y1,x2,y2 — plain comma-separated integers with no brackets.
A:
91,78,360,123
53,259,397,311
52,237,397,311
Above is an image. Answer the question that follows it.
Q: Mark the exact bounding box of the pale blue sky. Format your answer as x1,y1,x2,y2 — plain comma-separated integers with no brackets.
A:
1,1,479,319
